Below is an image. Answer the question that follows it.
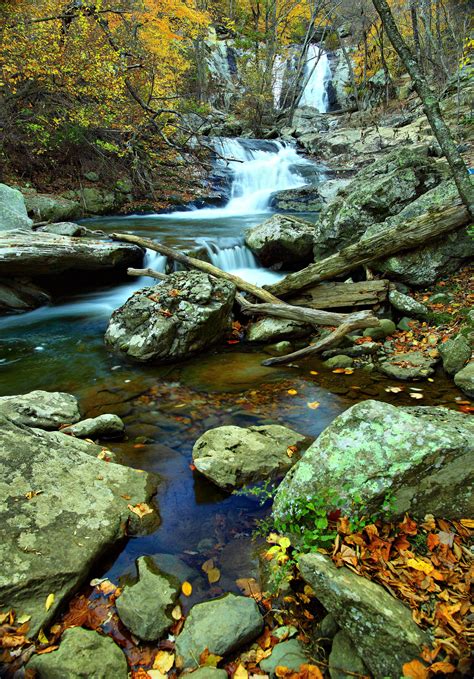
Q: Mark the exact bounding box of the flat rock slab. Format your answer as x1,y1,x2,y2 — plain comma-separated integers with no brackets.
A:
0,390,80,429
192,424,308,490
116,556,179,641
62,413,125,439
175,593,264,669
274,400,474,520
378,350,437,380
0,416,157,635
299,553,428,679
0,229,143,276
27,627,128,678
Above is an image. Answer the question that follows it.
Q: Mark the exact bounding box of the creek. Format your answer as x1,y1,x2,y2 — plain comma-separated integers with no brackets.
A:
0,135,464,605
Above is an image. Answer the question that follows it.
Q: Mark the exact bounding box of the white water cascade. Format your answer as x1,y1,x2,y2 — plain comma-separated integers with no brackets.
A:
299,45,332,113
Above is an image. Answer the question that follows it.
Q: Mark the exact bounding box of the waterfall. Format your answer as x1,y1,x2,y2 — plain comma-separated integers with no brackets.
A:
299,45,332,113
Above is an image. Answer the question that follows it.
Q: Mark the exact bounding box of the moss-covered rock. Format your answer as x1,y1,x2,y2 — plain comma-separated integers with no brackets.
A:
439,334,471,376
274,400,474,521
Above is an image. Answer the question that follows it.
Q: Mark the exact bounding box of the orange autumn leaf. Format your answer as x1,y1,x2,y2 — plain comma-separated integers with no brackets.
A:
402,659,429,679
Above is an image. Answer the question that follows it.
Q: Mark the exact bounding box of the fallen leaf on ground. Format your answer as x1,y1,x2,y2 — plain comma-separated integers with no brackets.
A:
402,659,428,679
202,559,214,573
171,605,182,621
409,393,424,400
234,664,249,679
287,389,298,395
236,578,262,598
153,650,174,673
406,558,434,574
287,445,297,458
207,567,221,584
127,503,153,519
307,401,320,410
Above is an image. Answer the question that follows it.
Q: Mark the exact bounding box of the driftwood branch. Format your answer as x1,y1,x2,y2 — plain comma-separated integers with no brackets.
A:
112,232,283,304
261,311,379,366
239,299,364,327
288,280,389,309
127,267,167,281
266,198,469,297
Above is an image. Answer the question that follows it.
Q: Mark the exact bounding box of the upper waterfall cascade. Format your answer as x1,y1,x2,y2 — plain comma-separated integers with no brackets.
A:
299,45,332,113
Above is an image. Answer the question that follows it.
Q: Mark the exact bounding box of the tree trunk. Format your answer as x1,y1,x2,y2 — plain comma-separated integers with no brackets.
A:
111,232,284,304
410,0,423,69
371,0,474,217
287,280,389,309
265,198,469,297
239,300,373,328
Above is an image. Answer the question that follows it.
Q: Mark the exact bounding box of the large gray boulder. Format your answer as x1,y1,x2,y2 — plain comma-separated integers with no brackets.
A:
245,214,315,268
24,192,81,223
0,390,81,429
105,271,235,364
371,179,474,286
192,424,308,490
0,183,33,231
175,593,264,669
313,146,443,260
299,553,428,679
0,415,156,635
0,229,143,276
115,556,180,641
27,627,128,678
274,400,474,521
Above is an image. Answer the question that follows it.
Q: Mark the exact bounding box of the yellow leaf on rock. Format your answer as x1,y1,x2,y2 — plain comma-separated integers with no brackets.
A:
171,604,182,621
16,613,32,625
45,593,55,611
460,518,474,528
182,581,192,596
202,653,222,667
127,502,153,519
37,629,49,645
310,370,319,375
307,401,320,410
153,650,175,673
207,567,221,584
148,671,167,679
406,558,434,574
234,664,249,679
287,389,298,395
201,559,214,573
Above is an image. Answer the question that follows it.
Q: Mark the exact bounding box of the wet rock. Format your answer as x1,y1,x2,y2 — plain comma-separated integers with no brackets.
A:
192,424,307,490
372,180,474,286
389,289,428,318
378,350,437,380
274,400,474,521
0,390,80,429
0,278,51,313
40,222,86,237
323,355,353,369
260,639,308,677
317,179,351,205
363,318,396,340
245,214,315,268
27,627,128,678
439,334,471,376
0,229,143,276
428,292,452,304
247,317,311,343
397,317,414,332
321,343,379,360
264,340,294,356
329,631,369,679
299,553,428,679
454,362,474,397
313,146,443,260
105,271,235,364
270,185,323,213
62,413,125,439
175,593,264,669
0,415,156,635
0,183,33,231
150,553,199,583
116,556,179,641
319,614,339,640
24,192,80,223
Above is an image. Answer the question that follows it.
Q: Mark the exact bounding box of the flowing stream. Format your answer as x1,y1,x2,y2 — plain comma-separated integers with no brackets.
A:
0,135,464,601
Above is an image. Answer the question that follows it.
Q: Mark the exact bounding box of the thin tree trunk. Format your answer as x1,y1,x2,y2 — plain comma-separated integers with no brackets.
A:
111,232,284,304
371,0,474,217
410,0,423,69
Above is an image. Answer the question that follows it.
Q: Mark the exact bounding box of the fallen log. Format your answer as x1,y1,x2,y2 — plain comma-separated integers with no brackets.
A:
112,232,283,305
261,311,379,366
265,198,470,297
288,280,389,309
239,299,367,327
